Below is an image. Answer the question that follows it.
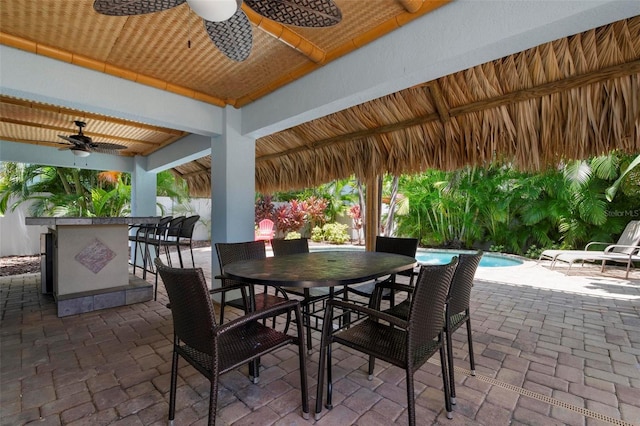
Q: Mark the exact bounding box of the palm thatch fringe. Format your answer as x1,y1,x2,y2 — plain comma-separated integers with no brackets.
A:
175,16,640,195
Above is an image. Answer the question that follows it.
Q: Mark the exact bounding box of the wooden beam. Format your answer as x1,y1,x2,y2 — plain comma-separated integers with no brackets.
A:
449,59,640,117
398,0,424,13
243,5,327,63
257,58,640,163
426,81,450,122
257,112,440,162
364,175,380,251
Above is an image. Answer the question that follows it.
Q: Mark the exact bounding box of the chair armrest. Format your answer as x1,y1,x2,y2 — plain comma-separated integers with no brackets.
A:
370,281,414,309
215,274,289,299
208,282,249,295
214,300,301,336
584,241,612,250
328,299,408,329
604,244,640,254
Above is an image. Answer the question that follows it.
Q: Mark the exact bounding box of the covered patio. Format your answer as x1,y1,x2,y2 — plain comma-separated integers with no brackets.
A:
1,2,639,425
2,247,639,425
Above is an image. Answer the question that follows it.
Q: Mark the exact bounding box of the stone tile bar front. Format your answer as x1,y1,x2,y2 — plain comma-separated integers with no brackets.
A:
25,216,159,316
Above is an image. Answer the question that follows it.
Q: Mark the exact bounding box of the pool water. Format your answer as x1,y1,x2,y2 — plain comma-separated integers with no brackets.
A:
416,249,522,267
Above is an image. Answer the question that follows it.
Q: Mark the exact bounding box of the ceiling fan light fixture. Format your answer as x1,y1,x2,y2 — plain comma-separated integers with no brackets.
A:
187,0,238,22
71,147,90,158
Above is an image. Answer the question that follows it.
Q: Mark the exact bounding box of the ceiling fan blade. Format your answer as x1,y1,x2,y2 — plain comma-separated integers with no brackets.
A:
91,142,128,151
57,145,72,151
93,0,185,16
204,9,253,62
244,0,341,27
58,135,82,146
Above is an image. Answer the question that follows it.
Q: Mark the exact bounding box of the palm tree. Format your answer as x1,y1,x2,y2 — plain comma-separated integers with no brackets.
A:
0,162,189,217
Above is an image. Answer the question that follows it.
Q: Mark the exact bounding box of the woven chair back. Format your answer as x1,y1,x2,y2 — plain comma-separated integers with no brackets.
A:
407,258,458,355
272,238,309,256
179,215,200,238
375,236,418,257
376,236,418,279
151,216,174,239
155,259,217,354
215,241,266,287
165,216,186,239
448,251,482,316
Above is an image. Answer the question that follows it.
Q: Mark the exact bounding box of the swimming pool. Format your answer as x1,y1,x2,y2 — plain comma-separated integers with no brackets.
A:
416,249,523,267
307,244,523,267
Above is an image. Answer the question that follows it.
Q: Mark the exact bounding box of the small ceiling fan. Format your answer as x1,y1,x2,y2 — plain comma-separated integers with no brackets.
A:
57,121,128,157
93,0,342,62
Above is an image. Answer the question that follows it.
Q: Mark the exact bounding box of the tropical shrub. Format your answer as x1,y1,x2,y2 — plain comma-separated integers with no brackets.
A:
311,226,323,242
320,223,350,244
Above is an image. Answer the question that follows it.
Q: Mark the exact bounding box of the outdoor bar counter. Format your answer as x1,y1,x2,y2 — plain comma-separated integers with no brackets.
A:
26,216,159,317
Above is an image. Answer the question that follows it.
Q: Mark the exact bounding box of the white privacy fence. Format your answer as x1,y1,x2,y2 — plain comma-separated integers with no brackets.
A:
0,196,212,257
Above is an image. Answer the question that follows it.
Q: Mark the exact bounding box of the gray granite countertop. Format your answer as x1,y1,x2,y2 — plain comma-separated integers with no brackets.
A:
25,217,161,226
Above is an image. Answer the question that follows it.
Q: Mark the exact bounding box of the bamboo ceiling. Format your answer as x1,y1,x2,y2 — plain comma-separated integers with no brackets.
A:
252,16,640,194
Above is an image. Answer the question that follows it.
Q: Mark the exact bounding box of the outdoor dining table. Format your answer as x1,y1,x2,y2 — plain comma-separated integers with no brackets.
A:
223,250,417,328
222,250,417,290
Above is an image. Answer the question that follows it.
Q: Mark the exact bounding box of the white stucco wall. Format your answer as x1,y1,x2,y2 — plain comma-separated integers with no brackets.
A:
1,198,48,256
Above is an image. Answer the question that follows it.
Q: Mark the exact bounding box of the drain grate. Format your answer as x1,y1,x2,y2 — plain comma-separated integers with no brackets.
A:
428,359,634,426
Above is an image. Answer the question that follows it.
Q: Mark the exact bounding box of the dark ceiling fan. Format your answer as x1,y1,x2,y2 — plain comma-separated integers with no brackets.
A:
93,0,342,62
57,120,128,157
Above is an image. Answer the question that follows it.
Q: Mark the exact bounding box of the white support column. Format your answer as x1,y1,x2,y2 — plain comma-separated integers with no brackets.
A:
210,106,256,290
130,156,157,217
129,156,157,264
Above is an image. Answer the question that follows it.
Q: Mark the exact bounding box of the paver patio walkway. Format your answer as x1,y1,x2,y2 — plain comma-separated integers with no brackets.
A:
1,246,639,425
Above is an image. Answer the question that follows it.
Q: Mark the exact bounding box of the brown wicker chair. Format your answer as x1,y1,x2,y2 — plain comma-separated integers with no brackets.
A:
157,215,186,267
315,258,458,424
215,241,289,327
271,238,344,352
155,258,309,426
176,214,200,267
345,236,418,304
372,250,483,406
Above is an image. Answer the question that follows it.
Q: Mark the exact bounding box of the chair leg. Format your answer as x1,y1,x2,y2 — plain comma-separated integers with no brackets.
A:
294,306,311,419
302,302,313,353
208,381,217,426
466,315,476,376
446,325,456,405
439,341,453,419
169,347,179,422
315,306,334,420
219,294,226,325
189,242,195,267
209,362,220,426
405,370,416,426
326,343,333,410
314,340,327,420
367,355,375,380
176,243,184,268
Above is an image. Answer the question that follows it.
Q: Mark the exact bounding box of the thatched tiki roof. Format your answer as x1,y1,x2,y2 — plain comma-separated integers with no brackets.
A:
174,16,640,196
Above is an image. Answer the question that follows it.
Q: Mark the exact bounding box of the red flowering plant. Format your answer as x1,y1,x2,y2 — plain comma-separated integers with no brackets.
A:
348,204,363,245
302,196,329,231
274,199,306,236
255,194,275,226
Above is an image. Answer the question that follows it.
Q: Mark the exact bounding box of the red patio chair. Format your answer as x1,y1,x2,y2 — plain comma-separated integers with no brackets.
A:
255,218,275,243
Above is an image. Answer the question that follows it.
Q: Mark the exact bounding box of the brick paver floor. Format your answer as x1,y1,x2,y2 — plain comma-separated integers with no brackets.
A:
1,246,639,425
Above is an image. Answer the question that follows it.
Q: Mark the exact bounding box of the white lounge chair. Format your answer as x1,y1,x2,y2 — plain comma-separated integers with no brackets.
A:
539,220,640,278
